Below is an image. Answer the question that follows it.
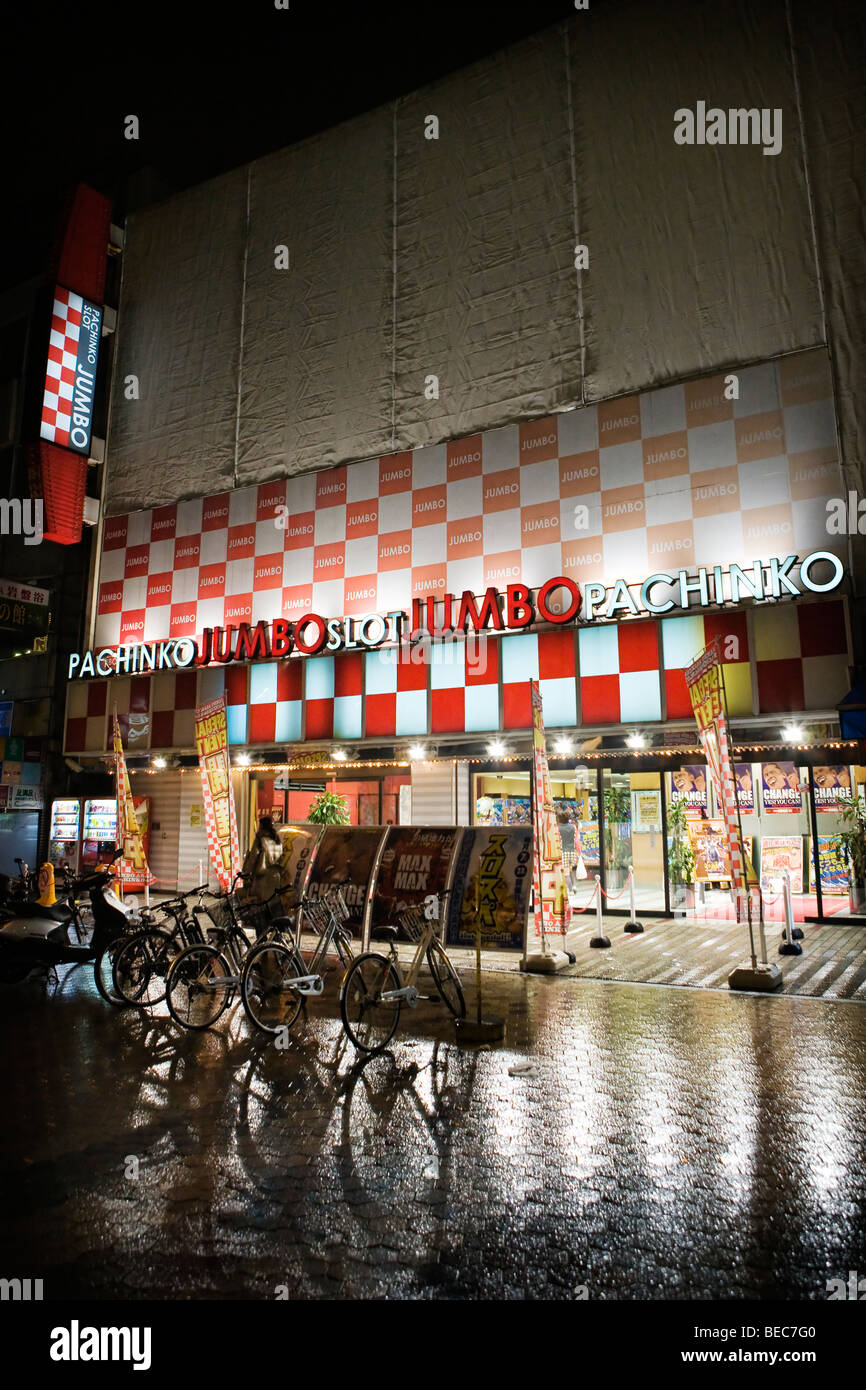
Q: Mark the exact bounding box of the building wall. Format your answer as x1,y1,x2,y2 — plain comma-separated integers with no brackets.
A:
101,1,866,545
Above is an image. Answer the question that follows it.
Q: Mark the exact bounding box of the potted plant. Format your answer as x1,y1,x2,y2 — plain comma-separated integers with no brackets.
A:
603,784,632,889
830,798,866,915
667,796,696,909
306,791,351,825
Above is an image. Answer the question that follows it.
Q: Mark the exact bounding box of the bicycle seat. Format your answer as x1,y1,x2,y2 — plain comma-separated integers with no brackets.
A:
370,925,398,942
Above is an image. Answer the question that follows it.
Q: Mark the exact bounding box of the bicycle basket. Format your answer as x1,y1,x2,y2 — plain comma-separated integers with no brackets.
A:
318,885,351,923
235,896,277,937
197,893,238,936
395,903,428,943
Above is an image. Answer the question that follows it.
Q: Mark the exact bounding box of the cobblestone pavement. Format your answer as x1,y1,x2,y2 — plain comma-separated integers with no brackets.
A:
469,915,866,1000
0,960,864,1300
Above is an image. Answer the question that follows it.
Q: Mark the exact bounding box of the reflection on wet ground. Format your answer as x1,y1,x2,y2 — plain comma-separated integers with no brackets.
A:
0,962,864,1299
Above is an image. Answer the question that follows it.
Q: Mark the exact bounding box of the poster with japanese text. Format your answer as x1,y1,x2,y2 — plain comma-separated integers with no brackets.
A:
445,827,533,951
194,696,240,890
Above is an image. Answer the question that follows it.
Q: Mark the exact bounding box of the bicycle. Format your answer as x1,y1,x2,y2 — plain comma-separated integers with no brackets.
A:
111,884,212,1007
165,879,290,1030
339,891,465,1052
241,885,355,1035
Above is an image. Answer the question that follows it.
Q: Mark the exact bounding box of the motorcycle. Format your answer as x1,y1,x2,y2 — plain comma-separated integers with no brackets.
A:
0,848,133,1004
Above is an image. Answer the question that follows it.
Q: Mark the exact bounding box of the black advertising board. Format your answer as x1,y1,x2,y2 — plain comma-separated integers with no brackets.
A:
370,826,462,930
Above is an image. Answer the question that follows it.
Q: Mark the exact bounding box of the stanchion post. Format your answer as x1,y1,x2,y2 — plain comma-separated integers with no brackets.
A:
779,867,803,956
623,864,644,934
589,874,611,949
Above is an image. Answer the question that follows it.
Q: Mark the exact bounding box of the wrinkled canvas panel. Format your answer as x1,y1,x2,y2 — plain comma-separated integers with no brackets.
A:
572,0,823,401
235,107,394,488
392,29,580,458
792,0,866,500
106,169,248,513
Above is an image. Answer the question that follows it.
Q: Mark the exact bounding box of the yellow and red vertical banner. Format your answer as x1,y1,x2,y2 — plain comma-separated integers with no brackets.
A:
112,711,153,889
684,641,750,895
194,695,240,890
530,680,571,939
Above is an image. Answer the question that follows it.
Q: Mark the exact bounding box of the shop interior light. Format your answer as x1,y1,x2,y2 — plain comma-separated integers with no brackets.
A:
487,739,506,757
152,756,167,770
626,731,647,750
408,743,427,760
781,722,805,743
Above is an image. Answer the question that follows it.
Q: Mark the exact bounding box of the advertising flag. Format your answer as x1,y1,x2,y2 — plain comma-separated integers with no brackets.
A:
684,641,751,896
112,711,152,889
194,695,240,890
530,680,572,939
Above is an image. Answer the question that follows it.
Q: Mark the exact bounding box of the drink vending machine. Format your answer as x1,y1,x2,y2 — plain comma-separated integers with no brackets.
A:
48,799,82,874
48,797,151,884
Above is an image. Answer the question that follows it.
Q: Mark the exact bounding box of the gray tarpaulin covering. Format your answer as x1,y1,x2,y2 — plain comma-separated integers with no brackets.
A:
107,169,248,511
236,108,394,487
104,1,863,516
571,0,822,400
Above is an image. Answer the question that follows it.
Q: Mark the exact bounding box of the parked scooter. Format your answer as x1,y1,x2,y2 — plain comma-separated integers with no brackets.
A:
0,848,133,1003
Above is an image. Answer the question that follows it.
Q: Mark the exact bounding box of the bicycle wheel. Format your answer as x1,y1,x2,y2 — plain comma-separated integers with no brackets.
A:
426,940,466,1019
93,938,130,1007
114,928,179,1007
166,944,232,1030
241,940,304,1034
340,952,402,1052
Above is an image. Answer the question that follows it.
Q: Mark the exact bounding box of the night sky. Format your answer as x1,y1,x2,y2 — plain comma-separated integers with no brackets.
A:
3,0,579,293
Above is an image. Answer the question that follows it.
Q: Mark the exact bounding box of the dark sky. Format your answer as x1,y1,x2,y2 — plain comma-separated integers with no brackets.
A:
3,0,580,293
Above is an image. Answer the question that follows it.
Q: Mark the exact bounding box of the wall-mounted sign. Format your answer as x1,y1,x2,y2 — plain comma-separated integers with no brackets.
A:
670,766,708,816
812,765,853,813
68,548,844,682
0,703,12,739
40,286,103,456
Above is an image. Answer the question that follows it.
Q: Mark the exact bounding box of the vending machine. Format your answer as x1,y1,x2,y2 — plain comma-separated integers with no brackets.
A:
81,799,118,869
49,799,82,874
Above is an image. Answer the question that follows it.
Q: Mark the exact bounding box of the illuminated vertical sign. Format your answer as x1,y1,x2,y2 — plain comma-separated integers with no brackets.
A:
40,286,103,455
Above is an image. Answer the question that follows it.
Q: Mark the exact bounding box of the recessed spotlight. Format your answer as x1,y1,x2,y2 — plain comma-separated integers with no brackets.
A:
554,737,573,755
152,756,167,770
626,731,646,750
235,752,251,767
487,740,506,758
781,722,804,743
332,749,348,762
408,743,426,760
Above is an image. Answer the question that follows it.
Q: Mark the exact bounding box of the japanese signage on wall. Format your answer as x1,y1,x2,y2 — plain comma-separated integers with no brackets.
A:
684,640,747,895
371,826,460,929
40,287,103,455
760,836,804,894
812,765,853,813
305,825,386,928
816,836,847,895
760,762,802,814
194,695,240,890
687,820,733,883
445,827,533,952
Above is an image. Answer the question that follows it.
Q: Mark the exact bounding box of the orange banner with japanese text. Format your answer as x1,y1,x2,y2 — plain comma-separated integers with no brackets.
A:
684,641,748,895
194,695,240,890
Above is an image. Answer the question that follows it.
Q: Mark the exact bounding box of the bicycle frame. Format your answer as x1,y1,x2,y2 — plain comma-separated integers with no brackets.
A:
378,912,441,1008
280,893,353,996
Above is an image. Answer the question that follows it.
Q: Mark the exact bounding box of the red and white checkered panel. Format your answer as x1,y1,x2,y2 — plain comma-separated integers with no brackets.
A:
40,288,84,448
95,351,844,652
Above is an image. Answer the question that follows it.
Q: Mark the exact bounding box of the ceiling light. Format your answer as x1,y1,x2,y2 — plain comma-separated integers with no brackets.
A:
626,731,646,750
152,756,167,770
235,752,251,767
554,737,573,755
408,743,426,760
332,749,348,762
487,740,506,758
781,722,804,743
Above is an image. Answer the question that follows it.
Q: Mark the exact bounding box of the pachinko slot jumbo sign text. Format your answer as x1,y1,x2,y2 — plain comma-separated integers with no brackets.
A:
40,287,102,455
194,695,240,890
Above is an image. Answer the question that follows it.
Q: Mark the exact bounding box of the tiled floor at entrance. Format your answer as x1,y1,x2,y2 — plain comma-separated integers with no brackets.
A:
452,918,866,1001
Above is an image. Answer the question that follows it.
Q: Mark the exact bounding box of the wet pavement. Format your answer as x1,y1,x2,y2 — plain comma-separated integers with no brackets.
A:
1,959,864,1300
